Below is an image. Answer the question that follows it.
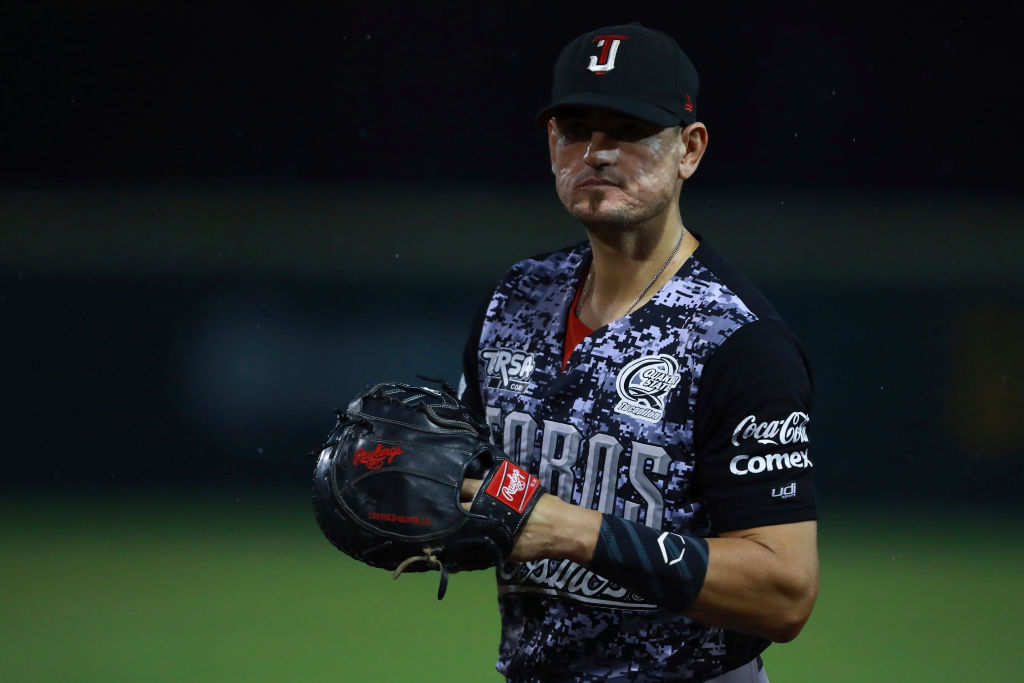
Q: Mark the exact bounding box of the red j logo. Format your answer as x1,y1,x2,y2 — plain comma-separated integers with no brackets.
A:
587,34,629,74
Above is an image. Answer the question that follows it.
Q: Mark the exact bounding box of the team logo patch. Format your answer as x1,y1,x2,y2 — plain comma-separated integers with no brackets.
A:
587,34,629,74
480,347,536,393
614,354,681,423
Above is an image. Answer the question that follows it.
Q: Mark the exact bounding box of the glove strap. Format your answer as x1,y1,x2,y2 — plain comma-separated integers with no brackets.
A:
471,460,545,549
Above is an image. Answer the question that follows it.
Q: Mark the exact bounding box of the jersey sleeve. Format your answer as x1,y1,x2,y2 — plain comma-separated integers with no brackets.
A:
693,318,817,532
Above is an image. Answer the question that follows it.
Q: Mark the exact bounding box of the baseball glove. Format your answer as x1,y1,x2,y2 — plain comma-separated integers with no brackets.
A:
312,379,546,599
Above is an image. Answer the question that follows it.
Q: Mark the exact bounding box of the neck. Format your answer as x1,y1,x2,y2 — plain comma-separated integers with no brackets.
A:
577,213,699,329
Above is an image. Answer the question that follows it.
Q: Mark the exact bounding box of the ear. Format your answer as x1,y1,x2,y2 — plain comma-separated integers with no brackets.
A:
677,122,708,180
547,118,559,174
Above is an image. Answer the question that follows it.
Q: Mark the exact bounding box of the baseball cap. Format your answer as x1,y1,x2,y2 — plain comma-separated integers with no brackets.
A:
535,23,699,128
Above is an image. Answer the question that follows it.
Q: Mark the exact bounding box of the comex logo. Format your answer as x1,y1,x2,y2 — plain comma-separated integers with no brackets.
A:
480,347,535,393
730,449,813,476
614,354,681,423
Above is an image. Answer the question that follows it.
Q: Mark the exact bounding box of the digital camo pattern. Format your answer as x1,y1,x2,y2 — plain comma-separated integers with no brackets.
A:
472,242,768,681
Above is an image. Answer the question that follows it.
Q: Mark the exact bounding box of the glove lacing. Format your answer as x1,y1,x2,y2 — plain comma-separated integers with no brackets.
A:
391,538,505,600
393,549,450,599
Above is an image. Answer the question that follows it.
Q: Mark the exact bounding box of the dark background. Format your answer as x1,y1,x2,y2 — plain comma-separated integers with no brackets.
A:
2,2,1022,509
6,3,1022,189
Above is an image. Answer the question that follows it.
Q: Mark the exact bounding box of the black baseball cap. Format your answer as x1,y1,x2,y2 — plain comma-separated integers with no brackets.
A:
535,23,699,128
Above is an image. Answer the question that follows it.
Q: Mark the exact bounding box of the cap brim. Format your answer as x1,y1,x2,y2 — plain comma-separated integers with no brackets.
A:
534,92,686,128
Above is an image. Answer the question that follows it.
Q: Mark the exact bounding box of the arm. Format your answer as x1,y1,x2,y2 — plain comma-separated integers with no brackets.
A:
692,521,818,642
483,488,817,643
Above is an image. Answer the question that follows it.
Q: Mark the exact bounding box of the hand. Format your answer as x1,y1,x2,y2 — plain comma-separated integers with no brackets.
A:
461,478,601,564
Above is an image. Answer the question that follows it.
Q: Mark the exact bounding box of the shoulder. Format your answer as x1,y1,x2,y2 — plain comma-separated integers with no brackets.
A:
665,237,810,391
686,239,784,325
652,238,791,368
488,242,588,313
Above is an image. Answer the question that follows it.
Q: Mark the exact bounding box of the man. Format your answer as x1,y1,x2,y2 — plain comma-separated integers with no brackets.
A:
459,23,817,682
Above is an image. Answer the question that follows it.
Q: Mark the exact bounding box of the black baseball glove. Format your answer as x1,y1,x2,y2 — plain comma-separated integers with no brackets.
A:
312,379,546,599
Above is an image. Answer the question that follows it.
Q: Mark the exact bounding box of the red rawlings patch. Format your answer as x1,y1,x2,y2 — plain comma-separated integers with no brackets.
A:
353,444,403,469
485,461,541,513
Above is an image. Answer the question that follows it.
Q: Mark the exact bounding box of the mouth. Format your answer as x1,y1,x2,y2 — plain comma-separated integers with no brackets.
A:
577,176,621,190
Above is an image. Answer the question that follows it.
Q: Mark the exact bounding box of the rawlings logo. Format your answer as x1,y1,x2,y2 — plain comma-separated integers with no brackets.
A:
353,444,403,469
486,461,540,513
500,467,528,502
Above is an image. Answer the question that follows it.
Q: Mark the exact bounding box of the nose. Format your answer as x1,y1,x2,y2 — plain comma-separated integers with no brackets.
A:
583,132,619,168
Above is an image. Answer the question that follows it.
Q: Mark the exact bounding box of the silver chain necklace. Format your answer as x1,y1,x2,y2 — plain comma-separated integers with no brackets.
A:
576,229,685,320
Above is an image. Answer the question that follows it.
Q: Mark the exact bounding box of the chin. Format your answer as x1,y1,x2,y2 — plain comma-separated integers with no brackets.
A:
567,203,637,227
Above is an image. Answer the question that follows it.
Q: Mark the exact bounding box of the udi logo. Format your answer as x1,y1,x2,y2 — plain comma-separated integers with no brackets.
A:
485,461,541,513
587,34,629,74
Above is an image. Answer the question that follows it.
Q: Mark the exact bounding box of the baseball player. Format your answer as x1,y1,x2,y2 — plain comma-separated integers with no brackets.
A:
458,24,818,682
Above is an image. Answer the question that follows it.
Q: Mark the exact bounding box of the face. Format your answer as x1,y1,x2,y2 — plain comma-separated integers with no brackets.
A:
548,107,691,228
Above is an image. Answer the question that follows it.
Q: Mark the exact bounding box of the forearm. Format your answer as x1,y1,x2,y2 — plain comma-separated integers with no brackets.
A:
506,493,602,564
687,524,819,641
511,495,818,642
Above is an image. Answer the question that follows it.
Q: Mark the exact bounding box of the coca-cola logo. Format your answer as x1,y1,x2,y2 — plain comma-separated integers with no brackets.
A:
731,412,809,447
352,444,403,470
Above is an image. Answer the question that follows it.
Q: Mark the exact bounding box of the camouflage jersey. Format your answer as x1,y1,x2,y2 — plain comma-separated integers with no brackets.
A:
459,238,817,682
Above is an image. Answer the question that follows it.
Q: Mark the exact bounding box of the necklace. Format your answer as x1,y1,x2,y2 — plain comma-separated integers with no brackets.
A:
576,229,685,319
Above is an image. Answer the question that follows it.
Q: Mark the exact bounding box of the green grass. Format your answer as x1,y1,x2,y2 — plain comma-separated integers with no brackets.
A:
1,495,1020,681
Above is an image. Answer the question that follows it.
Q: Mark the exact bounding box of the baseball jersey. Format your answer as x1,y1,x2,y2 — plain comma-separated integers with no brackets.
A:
459,237,816,682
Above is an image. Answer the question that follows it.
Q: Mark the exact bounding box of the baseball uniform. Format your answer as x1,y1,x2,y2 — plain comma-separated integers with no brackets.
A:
459,237,816,681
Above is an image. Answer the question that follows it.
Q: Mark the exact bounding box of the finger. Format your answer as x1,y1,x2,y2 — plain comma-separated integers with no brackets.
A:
460,478,482,501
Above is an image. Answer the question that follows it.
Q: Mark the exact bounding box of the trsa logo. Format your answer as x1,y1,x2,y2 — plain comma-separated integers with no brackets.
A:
480,347,535,393
613,354,681,423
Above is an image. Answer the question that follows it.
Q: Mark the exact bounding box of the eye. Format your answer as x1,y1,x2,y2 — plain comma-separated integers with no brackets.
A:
557,119,589,141
614,121,655,141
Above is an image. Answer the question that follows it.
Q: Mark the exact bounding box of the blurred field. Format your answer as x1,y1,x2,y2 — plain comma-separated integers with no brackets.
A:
1,494,1019,682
